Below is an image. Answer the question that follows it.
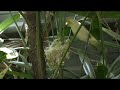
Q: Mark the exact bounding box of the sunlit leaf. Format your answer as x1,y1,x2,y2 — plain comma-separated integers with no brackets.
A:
0,47,18,59
78,49,96,79
0,14,20,34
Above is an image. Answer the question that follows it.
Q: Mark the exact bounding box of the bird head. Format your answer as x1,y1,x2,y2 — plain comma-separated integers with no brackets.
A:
65,17,74,27
65,17,80,27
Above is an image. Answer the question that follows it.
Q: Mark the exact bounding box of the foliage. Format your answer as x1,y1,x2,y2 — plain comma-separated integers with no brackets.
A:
1,11,120,79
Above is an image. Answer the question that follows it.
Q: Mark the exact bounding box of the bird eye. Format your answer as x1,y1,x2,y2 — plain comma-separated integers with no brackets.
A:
65,22,68,25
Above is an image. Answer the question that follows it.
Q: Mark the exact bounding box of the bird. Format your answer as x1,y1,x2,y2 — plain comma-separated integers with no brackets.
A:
65,17,103,52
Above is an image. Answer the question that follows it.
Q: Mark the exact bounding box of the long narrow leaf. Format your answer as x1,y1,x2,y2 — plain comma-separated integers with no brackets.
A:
9,61,32,71
111,73,120,79
111,66,120,77
0,65,11,79
102,27,120,41
0,14,20,33
63,68,80,78
107,55,120,78
103,41,120,49
78,49,96,79
80,75,89,79
90,13,100,40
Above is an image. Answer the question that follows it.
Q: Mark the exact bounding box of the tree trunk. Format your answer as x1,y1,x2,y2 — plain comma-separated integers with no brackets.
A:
25,11,46,79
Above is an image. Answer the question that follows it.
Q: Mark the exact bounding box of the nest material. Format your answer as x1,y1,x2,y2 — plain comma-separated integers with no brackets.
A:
44,39,70,70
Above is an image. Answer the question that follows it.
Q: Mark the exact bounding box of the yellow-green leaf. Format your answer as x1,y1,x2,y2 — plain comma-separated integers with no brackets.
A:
0,65,11,79
0,14,20,33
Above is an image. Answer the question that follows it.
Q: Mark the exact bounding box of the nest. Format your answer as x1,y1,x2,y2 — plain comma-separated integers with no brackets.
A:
44,39,70,70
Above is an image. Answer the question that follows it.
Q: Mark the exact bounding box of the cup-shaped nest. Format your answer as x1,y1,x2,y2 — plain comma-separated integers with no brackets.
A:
45,39,70,70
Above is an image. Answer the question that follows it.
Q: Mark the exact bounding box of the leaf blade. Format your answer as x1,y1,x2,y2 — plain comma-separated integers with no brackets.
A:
0,65,11,79
0,13,20,33
78,49,96,79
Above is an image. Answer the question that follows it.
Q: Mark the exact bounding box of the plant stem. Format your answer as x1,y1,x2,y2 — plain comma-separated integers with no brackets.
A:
19,11,30,26
36,11,46,78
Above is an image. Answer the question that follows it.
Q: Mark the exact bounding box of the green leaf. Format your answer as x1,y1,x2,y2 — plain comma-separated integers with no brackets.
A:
90,13,100,40
0,65,11,79
64,26,71,36
95,63,108,79
80,75,90,79
70,11,120,18
9,61,32,71
101,11,120,18
19,54,32,71
111,67,120,78
7,71,33,79
63,68,80,79
107,55,120,78
0,47,18,59
103,41,120,49
78,49,96,79
102,27,120,41
0,51,7,62
0,14,20,33
111,73,120,79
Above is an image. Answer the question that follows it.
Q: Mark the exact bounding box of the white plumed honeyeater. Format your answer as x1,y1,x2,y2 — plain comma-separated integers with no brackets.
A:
66,17,102,51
